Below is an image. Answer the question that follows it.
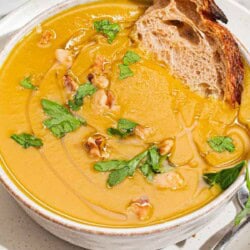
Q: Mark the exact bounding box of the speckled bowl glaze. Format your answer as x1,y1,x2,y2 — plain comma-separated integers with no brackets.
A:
0,1,249,249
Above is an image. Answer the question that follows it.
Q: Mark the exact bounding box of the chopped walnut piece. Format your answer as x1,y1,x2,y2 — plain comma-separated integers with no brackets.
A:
134,125,153,140
55,49,73,69
39,29,56,46
153,172,185,190
63,74,78,93
159,139,174,156
87,73,94,82
92,89,119,111
84,134,109,159
93,55,108,73
93,89,108,108
127,196,153,221
92,75,110,89
106,91,116,109
88,55,110,89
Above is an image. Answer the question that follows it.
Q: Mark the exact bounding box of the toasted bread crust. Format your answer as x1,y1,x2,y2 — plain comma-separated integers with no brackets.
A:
211,22,244,105
138,0,244,106
200,0,243,105
200,4,244,106
202,0,228,23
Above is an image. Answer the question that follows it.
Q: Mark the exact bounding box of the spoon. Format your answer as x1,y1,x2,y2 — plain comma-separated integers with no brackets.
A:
213,183,250,249
200,184,250,250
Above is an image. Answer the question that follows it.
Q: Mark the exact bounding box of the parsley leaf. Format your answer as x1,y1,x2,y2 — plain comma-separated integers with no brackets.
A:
107,150,148,187
127,150,148,176
235,166,250,225
203,161,246,190
235,196,250,225
68,82,97,111
208,136,235,153
41,99,85,138
123,51,141,66
119,51,141,80
140,149,169,179
95,148,148,187
108,167,129,187
94,19,120,44
148,146,161,172
20,76,37,90
119,64,134,80
107,118,138,138
94,146,172,187
94,160,126,172
11,133,43,149
106,128,124,138
118,119,138,132
140,163,154,181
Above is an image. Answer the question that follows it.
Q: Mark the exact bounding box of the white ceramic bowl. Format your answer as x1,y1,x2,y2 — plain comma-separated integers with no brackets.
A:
0,0,28,17
0,1,249,249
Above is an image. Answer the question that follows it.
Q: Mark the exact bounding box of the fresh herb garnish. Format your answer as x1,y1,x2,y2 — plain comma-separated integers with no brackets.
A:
108,167,130,187
141,149,169,177
68,82,97,111
148,146,161,172
107,119,138,138
208,136,235,153
20,76,37,90
123,51,141,66
203,161,246,190
94,19,120,44
140,163,154,181
41,99,85,138
11,133,43,149
94,146,171,187
119,64,134,80
235,166,250,225
119,51,141,80
94,160,126,172
96,149,148,187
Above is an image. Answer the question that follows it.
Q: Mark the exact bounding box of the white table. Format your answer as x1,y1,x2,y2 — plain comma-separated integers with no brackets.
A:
0,1,250,249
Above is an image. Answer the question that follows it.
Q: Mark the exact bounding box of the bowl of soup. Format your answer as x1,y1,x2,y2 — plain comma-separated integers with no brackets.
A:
0,0,249,249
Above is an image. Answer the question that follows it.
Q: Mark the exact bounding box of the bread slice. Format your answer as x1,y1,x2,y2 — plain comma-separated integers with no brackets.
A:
134,0,244,106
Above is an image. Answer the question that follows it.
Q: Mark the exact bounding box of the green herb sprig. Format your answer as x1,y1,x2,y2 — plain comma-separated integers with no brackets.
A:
20,76,37,90
94,146,172,187
235,166,250,225
11,133,43,149
41,99,85,138
107,119,138,138
208,136,235,153
203,161,246,190
119,51,141,80
68,82,97,111
94,19,120,44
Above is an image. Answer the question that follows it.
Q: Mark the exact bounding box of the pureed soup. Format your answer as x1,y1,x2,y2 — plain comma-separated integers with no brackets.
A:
0,0,250,228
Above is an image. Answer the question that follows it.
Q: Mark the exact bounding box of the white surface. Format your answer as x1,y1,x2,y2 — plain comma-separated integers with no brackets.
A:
0,0,250,249
0,0,63,37
0,0,28,17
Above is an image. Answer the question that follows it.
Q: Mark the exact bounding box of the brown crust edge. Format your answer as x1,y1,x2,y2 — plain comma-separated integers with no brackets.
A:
202,0,228,23
214,23,244,106
141,0,244,106
201,5,244,106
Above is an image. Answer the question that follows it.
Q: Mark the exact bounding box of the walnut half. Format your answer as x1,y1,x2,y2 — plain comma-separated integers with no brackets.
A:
63,73,78,93
84,134,109,159
127,196,153,221
92,89,119,112
55,49,73,69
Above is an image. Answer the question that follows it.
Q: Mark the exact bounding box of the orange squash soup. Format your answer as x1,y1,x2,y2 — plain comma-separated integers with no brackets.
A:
0,0,250,228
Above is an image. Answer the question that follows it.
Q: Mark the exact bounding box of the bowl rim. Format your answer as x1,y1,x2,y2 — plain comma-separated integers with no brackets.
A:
0,0,249,236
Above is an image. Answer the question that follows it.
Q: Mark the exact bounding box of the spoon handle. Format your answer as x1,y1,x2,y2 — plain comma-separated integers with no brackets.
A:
213,216,250,250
